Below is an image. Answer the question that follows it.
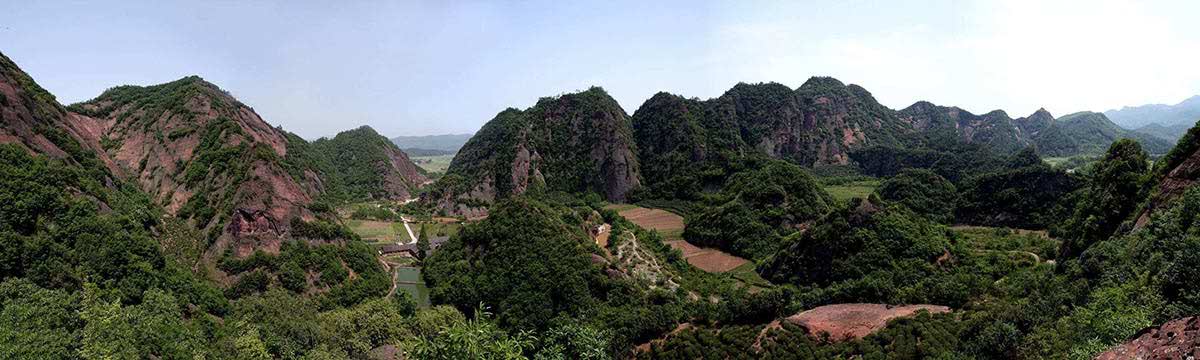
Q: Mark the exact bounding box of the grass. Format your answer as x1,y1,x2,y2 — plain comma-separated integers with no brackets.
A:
657,228,684,242
727,262,772,290
1042,157,1071,167
823,179,880,202
411,154,454,174
950,226,1060,261
602,203,639,212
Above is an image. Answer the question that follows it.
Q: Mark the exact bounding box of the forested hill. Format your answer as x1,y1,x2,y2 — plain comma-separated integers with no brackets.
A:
437,76,1170,216
426,87,641,216
1,51,426,256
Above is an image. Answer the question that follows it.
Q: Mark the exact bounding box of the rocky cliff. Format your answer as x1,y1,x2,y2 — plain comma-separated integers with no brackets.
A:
0,52,426,256
1096,316,1200,359
1136,121,1200,227
431,87,640,215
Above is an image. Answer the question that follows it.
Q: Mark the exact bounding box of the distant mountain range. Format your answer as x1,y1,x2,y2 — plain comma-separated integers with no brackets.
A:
1105,95,1200,140
390,133,472,155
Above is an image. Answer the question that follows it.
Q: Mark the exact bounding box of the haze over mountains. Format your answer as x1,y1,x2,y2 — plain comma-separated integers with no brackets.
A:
1105,95,1200,141
389,133,472,156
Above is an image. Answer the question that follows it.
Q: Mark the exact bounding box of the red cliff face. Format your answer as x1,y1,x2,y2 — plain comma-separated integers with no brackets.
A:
1096,317,1200,360
67,77,322,252
0,52,365,257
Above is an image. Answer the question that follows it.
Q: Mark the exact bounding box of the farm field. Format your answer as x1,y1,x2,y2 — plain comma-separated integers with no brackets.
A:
606,204,749,273
822,179,880,202
347,219,410,244
950,225,1059,263
411,154,454,174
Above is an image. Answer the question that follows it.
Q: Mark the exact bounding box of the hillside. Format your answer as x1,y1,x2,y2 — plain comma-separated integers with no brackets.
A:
1033,111,1173,156
429,87,641,215
631,78,909,199
303,126,428,202
1,52,425,257
898,103,1171,156
1105,95,1200,130
897,101,1028,153
1135,122,1192,142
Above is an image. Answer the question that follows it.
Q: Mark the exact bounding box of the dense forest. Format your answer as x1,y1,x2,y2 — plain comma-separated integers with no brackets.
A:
5,45,1200,359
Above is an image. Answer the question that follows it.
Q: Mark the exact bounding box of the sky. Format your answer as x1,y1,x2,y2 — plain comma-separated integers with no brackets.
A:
2,0,1198,139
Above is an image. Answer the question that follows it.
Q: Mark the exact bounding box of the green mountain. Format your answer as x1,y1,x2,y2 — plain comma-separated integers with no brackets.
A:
1135,122,1192,142
430,87,640,215
1034,111,1173,156
294,126,428,202
2,52,425,258
898,102,1028,153
631,78,910,199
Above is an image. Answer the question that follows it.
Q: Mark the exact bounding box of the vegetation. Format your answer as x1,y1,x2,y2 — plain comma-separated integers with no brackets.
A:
682,160,833,260
876,168,957,223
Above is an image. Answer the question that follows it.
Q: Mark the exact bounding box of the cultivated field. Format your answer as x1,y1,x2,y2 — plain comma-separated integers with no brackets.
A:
822,179,880,202
411,154,454,173
607,204,749,273
347,219,409,244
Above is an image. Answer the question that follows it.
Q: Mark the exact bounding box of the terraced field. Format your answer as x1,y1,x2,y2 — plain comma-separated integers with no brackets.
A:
606,204,749,273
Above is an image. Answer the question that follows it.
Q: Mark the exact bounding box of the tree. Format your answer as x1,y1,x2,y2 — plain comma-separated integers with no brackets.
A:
877,169,957,223
416,223,430,260
1058,139,1149,259
423,198,597,331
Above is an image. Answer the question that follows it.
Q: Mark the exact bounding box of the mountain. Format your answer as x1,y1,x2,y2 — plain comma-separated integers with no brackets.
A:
389,133,472,154
428,87,640,215
302,126,428,202
1032,111,1173,156
898,103,1172,156
631,78,910,194
1105,95,1200,130
897,102,1027,153
1,52,425,256
1135,122,1193,142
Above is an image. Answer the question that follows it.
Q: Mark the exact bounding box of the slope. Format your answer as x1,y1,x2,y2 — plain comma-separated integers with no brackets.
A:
429,87,640,215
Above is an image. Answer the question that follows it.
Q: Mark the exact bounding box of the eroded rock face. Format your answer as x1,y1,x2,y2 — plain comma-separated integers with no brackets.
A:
433,87,641,215
0,53,123,177
225,208,281,241
0,53,360,257
1138,139,1200,228
1096,317,1200,360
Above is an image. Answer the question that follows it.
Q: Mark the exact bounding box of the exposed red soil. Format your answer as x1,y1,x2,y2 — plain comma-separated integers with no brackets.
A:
615,205,749,273
665,240,748,273
617,207,685,231
785,303,951,341
1097,316,1200,360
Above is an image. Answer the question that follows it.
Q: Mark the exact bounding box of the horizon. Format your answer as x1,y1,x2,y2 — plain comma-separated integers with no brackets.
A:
3,0,1198,139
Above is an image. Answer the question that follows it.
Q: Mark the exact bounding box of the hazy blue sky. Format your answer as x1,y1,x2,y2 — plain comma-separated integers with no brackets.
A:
2,1,1198,138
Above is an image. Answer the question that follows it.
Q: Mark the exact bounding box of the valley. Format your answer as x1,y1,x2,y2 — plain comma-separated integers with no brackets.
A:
4,39,1200,359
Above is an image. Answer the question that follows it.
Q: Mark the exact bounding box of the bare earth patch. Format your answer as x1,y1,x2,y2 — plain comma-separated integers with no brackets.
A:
785,303,951,341
665,240,748,273
616,207,684,231
612,205,749,273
